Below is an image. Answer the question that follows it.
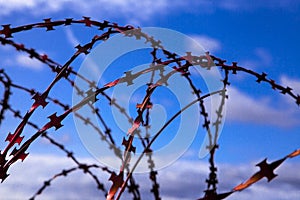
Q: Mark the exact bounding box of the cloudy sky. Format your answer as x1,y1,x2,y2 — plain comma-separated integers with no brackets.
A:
0,0,299,199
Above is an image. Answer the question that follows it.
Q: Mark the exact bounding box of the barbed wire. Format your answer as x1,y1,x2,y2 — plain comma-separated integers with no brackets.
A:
0,17,298,200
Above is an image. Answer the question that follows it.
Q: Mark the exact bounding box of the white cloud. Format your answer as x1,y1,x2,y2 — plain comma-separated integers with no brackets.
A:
0,0,298,23
0,0,67,15
65,28,80,48
16,54,43,70
157,158,300,200
217,0,300,11
0,0,181,23
240,48,273,69
280,76,300,96
1,52,44,70
278,76,300,108
0,0,36,15
188,35,222,53
0,153,299,199
0,154,109,199
225,86,300,127
64,27,87,63
254,48,272,66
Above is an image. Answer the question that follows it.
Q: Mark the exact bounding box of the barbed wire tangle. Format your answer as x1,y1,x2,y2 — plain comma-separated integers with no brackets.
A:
0,17,299,200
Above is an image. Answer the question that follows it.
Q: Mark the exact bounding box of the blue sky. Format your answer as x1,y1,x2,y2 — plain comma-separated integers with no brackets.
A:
0,0,299,199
